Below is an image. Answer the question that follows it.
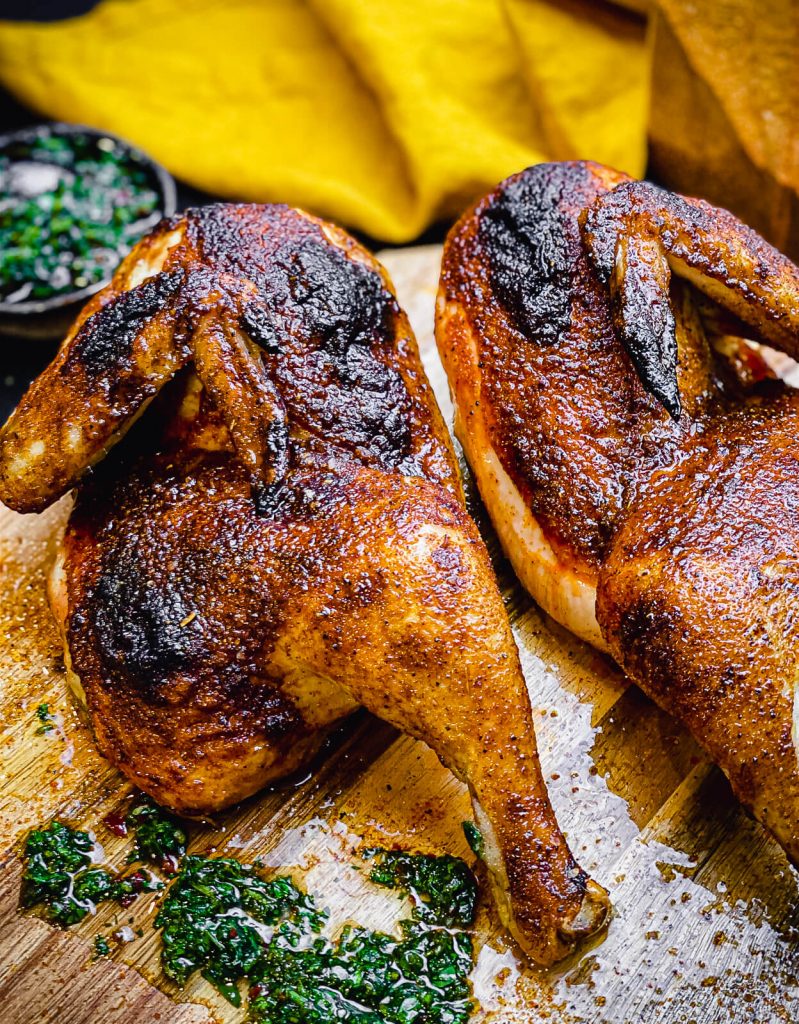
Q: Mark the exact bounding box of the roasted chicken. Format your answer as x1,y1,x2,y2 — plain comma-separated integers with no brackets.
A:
0,203,609,964
437,162,799,867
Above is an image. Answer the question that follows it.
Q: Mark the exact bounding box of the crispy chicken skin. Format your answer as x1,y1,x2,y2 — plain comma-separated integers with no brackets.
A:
437,161,799,867
1,204,609,964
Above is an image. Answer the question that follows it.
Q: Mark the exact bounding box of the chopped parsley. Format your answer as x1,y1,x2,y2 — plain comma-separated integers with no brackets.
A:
366,849,478,929
0,129,162,304
35,703,55,735
21,822,120,926
155,855,323,1007
125,798,186,873
22,813,479,1023
461,822,485,860
247,914,474,1024
156,849,477,1022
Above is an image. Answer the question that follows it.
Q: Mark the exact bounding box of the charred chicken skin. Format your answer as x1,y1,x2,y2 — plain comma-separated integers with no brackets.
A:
437,161,799,868
0,203,609,965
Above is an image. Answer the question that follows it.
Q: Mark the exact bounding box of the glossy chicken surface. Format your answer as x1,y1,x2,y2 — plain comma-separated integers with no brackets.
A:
437,161,799,867
0,203,609,965
598,388,799,863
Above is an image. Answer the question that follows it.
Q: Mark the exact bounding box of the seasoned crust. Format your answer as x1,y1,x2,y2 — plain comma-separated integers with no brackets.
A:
436,291,609,648
45,198,467,813
30,202,466,814
0,220,188,514
596,386,799,862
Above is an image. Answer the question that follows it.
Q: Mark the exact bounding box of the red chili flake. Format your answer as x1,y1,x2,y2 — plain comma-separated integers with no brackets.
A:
162,854,179,876
127,870,147,892
119,893,136,908
250,984,266,999
103,812,128,838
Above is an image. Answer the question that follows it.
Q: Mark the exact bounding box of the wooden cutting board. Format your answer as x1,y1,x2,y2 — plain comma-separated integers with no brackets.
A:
0,245,797,1024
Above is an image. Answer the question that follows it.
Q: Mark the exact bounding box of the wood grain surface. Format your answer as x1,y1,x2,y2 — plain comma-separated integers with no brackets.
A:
0,244,797,1024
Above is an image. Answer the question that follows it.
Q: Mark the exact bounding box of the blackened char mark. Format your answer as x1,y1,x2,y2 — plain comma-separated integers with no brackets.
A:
610,235,681,420
271,242,393,360
477,164,580,345
68,269,184,376
254,232,411,461
240,301,281,353
185,203,394,360
185,204,413,464
89,543,209,689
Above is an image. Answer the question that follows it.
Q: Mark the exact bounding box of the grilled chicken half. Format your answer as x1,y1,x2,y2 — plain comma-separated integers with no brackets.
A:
437,161,799,867
0,203,609,965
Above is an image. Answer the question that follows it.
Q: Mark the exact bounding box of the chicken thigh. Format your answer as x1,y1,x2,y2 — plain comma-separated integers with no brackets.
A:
597,388,799,863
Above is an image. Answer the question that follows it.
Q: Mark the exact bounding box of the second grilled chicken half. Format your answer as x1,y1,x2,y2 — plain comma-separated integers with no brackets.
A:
437,161,799,867
0,202,609,965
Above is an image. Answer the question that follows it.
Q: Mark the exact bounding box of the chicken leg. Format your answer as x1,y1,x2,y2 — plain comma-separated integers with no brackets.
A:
597,389,799,864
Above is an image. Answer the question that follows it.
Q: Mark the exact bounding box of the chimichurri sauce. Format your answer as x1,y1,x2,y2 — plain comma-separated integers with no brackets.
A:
155,848,478,1022
21,821,161,926
125,796,187,874
0,130,163,304
21,810,480,1024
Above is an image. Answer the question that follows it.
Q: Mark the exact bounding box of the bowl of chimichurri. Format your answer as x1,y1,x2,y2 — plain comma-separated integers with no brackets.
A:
0,122,176,338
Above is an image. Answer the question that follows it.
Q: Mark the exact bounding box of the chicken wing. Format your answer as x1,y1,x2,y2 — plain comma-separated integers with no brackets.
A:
581,180,799,416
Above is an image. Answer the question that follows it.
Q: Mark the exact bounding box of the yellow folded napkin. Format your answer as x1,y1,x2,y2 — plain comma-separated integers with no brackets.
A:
0,0,649,242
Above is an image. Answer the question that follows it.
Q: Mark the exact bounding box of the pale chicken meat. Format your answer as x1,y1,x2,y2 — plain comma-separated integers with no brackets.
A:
437,161,799,867
0,203,609,965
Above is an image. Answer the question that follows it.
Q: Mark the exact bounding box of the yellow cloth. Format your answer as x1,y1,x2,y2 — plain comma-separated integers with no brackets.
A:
0,0,649,242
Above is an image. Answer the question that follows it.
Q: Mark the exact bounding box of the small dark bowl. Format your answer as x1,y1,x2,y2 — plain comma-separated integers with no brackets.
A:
0,122,176,340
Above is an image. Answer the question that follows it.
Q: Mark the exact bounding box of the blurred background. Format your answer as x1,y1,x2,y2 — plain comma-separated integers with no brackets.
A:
0,0,795,413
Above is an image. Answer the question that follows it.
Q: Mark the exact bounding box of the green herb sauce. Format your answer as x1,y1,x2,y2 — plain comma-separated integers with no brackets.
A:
155,855,324,1007
34,702,55,735
22,809,479,1023
0,130,162,303
366,848,477,929
21,821,162,926
125,798,187,873
247,904,475,1024
461,822,485,861
156,849,477,1022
